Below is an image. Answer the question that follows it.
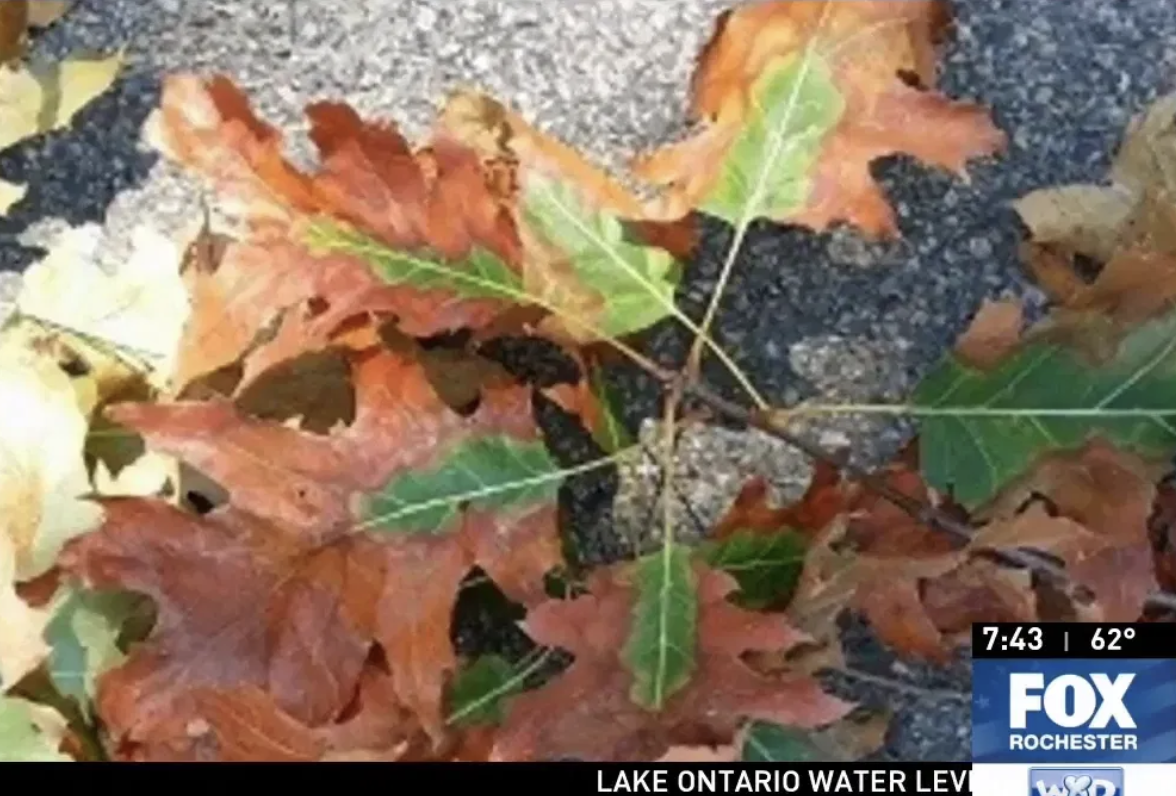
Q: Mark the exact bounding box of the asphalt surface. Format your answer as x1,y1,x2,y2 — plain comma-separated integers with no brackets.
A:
3,0,1176,763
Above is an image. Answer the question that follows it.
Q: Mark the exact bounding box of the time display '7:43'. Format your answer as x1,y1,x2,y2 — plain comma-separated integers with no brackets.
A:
982,625,1043,651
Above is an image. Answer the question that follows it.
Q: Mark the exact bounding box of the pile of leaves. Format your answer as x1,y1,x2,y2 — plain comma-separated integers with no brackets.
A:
1,0,1175,763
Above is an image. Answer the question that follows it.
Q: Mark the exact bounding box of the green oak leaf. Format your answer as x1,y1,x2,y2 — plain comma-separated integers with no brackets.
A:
447,655,524,727
621,546,698,710
519,172,677,338
305,220,524,302
700,529,807,610
914,309,1176,509
701,53,842,224
361,436,560,535
742,721,826,762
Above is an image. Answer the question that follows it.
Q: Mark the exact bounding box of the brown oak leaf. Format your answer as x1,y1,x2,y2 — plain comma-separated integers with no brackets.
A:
60,347,562,756
1014,93,1176,327
490,560,852,762
147,74,523,390
978,439,1166,622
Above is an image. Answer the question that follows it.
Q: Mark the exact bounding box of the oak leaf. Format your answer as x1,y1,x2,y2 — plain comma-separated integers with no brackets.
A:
632,0,1005,238
147,75,524,389
437,91,679,344
59,347,565,755
978,439,1166,622
491,560,852,762
114,665,418,762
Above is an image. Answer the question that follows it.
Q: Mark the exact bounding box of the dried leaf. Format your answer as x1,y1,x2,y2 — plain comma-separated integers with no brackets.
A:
0,50,122,152
0,178,26,215
954,298,1024,370
148,75,523,388
633,0,1004,237
1015,93,1176,325
16,224,190,390
491,560,852,762
60,348,566,755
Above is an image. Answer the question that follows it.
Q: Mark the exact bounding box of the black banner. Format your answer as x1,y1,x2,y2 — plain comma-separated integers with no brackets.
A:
972,622,1176,659
14,762,972,794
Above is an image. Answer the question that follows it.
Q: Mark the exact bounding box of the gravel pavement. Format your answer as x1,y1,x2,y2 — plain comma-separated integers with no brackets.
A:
2,0,1176,763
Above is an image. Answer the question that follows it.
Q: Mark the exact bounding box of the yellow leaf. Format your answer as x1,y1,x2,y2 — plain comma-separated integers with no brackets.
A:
0,49,122,153
0,178,26,215
16,223,191,390
0,533,51,689
0,339,103,582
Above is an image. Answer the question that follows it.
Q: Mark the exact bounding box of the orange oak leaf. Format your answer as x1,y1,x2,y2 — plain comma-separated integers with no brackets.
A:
633,0,1005,238
60,347,563,754
148,74,524,390
490,561,852,762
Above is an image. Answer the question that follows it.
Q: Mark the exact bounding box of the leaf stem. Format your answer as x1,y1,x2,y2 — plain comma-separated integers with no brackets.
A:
682,0,835,404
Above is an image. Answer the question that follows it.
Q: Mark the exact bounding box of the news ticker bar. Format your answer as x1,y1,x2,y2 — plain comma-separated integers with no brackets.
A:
10,761,1175,793
7,762,971,792
971,622,1176,659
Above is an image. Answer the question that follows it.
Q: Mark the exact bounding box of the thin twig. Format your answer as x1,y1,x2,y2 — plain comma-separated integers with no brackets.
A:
834,665,969,703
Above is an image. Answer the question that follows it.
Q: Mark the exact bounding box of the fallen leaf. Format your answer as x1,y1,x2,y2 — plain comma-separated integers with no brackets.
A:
116,661,419,762
60,347,566,755
742,708,890,762
43,586,138,716
0,532,52,689
713,461,847,541
491,559,852,762
0,1,28,64
16,224,191,391
788,459,1038,662
633,0,1005,238
1014,93,1176,325
0,50,122,152
977,440,1165,622
0,339,102,582
147,74,526,388
913,302,1176,510
437,91,679,343
27,1,72,29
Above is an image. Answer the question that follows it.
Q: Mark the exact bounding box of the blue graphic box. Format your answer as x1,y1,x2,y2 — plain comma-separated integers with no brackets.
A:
972,657,1176,763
